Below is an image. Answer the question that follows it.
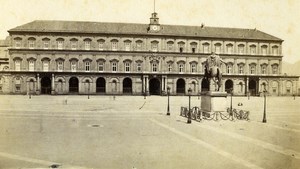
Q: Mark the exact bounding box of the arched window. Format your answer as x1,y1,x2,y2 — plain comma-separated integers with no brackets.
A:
14,37,22,48
190,42,197,53
178,41,185,53
124,40,131,51
28,37,36,49
70,38,78,50
272,46,279,55
272,64,278,74
261,64,268,74
84,38,92,50
250,44,256,55
42,38,50,49
111,39,118,51
56,38,64,49
97,39,105,50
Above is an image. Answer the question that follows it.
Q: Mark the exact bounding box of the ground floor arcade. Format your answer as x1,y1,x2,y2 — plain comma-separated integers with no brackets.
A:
0,72,298,96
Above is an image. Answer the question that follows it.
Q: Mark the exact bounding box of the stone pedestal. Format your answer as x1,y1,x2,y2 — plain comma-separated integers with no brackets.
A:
201,91,227,112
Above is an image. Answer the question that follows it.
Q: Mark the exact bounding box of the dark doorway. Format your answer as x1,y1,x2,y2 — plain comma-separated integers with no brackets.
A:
225,79,234,93
249,79,257,96
96,77,106,93
69,77,79,93
41,76,51,94
176,78,185,95
149,78,160,95
201,78,209,92
123,78,132,94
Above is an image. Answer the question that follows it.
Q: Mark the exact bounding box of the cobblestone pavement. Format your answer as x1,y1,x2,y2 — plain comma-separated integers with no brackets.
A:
0,95,299,169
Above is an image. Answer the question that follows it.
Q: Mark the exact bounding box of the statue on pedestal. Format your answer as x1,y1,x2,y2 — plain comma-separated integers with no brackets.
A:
204,52,226,91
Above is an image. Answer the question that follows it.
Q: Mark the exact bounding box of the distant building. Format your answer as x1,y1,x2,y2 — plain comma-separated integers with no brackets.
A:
0,12,298,96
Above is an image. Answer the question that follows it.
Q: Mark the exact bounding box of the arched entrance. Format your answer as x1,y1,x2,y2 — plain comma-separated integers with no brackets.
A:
69,77,79,93
149,78,160,95
57,79,63,94
176,78,185,95
249,79,257,96
123,77,132,94
225,79,234,93
201,78,209,92
96,77,106,93
41,76,51,94
28,79,35,93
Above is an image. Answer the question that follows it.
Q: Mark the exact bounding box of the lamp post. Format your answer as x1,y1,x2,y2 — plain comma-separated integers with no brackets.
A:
230,88,233,119
187,88,192,124
262,90,267,123
167,86,170,116
88,82,90,99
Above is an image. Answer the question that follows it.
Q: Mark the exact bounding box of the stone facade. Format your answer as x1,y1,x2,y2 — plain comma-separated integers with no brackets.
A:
0,13,298,96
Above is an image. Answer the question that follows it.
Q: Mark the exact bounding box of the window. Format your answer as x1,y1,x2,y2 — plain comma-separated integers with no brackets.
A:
43,39,50,49
238,44,244,54
29,60,34,71
125,62,130,72
112,62,117,72
261,65,267,74
70,40,78,50
178,42,185,53
152,63,158,72
261,45,267,55
98,62,104,72
137,63,142,72
167,41,174,51
190,42,197,53
226,44,233,54
226,64,233,74
124,41,131,51
85,62,90,72
14,38,22,48
84,39,91,50
168,63,172,72
250,65,256,74
191,63,197,73
136,41,142,51
71,61,77,72
250,45,256,55
98,39,105,50
43,61,49,71
272,46,279,55
57,61,64,72
15,60,21,71
215,43,221,54
57,39,64,49
28,38,35,49
203,43,210,53
151,41,158,52
15,77,21,92
179,64,184,73
111,40,118,51
272,65,278,74
238,65,244,74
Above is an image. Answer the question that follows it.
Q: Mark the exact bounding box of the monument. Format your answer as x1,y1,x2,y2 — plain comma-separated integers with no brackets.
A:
201,52,228,113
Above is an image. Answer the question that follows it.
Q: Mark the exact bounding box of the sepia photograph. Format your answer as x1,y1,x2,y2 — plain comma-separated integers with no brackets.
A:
0,0,299,168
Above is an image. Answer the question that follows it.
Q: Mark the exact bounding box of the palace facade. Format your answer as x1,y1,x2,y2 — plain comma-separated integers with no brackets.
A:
0,12,298,96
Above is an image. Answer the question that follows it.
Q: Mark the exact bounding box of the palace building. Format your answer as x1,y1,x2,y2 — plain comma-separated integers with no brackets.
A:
0,12,299,96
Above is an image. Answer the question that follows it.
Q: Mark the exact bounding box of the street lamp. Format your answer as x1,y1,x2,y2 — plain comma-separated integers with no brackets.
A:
88,82,90,99
167,86,170,116
229,88,233,120
187,88,192,124
262,89,267,123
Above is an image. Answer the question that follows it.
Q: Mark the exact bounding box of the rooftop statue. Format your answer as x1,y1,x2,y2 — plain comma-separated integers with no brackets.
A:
204,52,226,91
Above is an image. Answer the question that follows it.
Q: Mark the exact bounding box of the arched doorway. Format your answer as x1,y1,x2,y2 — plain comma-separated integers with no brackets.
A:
176,78,185,95
96,77,106,93
249,79,257,96
123,77,132,94
28,79,35,93
57,79,63,94
41,76,51,94
149,78,160,95
69,77,79,93
225,79,234,93
201,78,209,92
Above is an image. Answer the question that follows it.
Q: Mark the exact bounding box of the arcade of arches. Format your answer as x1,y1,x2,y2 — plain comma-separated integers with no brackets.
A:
10,74,298,96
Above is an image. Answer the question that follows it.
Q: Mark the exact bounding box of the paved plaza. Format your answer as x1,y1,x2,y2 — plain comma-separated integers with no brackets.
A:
0,95,299,169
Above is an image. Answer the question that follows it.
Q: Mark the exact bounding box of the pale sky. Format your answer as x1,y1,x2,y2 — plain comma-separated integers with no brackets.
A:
1,0,299,63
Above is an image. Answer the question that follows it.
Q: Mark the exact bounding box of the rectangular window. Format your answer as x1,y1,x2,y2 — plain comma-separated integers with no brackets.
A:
250,46,256,55
191,47,196,53
29,61,34,71
15,61,21,71
28,41,35,49
99,42,104,50
44,41,50,49
203,45,209,53
112,42,118,51
137,63,142,72
227,65,232,74
178,44,184,53
15,40,21,48
261,66,267,74
85,62,90,72
57,61,63,72
262,48,267,55
85,41,91,50
15,86,21,92
238,65,244,74
71,41,77,50
179,64,184,73
43,62,49,71
272,47,278,55
151,43,158,52
191,64,196,73
125,62,130,72
125,42,131,51
71,61,77,72
57,41,64,49
98,62,104,71
215,46,221,54
168,44,173,51
152,63,157,72
112,62,117,72
227,46,233,54
168,64,172,72
238,46,244,54
250,65,256,74
136,42,142,51
272,66,278,74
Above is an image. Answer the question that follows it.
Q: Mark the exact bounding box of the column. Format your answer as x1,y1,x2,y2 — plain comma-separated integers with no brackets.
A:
37,73,40,94
268,60,271,75
279,60,282,74
234,59,237,74
145,75,149,95
245,77,249,95
51,74,55,94
142,75,145,94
